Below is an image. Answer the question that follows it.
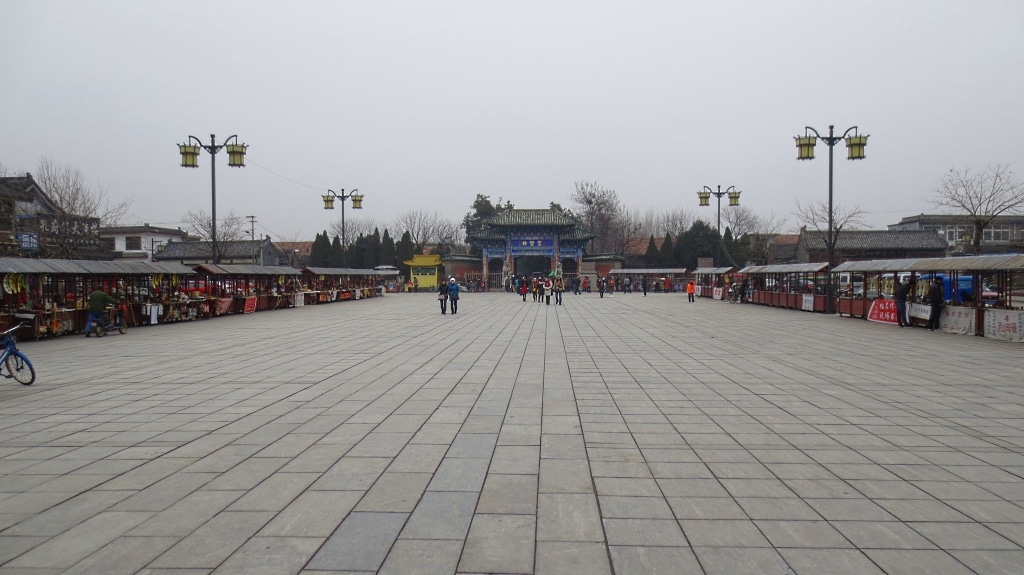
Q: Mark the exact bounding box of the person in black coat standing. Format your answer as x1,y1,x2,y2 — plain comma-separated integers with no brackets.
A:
926,277,944,331
438,280,449,314
894,278,915,327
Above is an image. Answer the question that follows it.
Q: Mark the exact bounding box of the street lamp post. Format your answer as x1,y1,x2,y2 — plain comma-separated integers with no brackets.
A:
178,134,248,265
150,238,164,260
697,185,741,267
322,188,364,267
795,125,868,314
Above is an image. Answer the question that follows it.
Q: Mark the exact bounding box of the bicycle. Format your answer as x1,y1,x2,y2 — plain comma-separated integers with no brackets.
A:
1,323,36,385
88,304,128,337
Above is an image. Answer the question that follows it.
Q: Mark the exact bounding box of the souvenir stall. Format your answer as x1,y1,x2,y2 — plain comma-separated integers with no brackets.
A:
739,263,828,311
0,258,197,337
191,264,303,316
692,266,736,299
300,267,391,304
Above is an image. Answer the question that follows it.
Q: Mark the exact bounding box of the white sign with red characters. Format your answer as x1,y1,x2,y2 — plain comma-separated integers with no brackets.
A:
985,309,1024,343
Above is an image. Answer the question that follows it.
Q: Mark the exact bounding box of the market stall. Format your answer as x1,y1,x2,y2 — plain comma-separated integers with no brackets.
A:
0,258,196,337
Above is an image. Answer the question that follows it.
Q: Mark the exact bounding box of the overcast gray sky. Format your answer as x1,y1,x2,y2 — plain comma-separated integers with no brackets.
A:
2,1,1022,241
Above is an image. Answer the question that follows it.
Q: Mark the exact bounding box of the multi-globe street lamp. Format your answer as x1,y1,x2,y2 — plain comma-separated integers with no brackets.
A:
795,125,868,314
697,185,741,268
177,134,248,265
322,188,364,267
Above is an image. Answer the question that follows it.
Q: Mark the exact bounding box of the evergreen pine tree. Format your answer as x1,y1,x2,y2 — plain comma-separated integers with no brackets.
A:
310,231,332,267
645,236,660,267
659,233,675,267
329,235,343,267
396,231,415,278
380,229,396,267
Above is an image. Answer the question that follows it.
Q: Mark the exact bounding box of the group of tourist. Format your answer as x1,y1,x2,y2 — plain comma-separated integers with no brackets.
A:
510,276,565,305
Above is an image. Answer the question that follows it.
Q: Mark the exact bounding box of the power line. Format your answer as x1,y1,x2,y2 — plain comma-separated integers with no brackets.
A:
245,157,325,191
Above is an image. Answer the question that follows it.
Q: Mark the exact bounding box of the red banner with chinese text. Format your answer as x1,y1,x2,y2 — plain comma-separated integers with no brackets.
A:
867,299,898,324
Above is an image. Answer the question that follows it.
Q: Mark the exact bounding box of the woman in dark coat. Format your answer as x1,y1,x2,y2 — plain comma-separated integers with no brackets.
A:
438,280,449,314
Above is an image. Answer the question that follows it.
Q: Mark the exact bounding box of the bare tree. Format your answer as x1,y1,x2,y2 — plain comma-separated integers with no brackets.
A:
745,211,789,264
35,157,132,225
932,164,1024,255
633,207,695,238
793,199,867,265
569,181,622,253
330,218,381,243
394,209,452,248
721,205,759,238
181,209,247,241
606,211,643,256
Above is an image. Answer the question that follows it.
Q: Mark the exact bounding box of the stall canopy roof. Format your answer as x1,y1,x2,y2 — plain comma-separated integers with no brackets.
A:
736,262,829,274
693,267,736,275
608,268,688,275
302,267,399,276
0,258,194,275
832,254,1024,273
194,264,301,276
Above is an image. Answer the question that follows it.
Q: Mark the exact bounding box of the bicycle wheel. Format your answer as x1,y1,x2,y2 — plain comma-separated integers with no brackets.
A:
95,324,106,337
6,353,35,385
118,323,127,335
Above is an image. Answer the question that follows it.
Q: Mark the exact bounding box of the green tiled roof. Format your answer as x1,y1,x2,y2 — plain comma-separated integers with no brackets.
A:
484,209,579,228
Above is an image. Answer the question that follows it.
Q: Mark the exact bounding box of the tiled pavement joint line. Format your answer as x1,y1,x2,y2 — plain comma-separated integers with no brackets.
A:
2,293,1024,573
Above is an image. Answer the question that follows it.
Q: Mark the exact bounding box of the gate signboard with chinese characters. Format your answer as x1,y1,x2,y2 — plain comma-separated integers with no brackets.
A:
510,236,555,256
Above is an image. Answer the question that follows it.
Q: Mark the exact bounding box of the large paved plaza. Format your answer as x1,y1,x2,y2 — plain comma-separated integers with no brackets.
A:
1,290,1023,574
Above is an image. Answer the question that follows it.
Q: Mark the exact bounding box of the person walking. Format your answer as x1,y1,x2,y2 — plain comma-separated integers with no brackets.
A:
598,277,606,298
542,277,553,305
623,276,632,294
582,276,590,293
641,275,647,296
927,277,944,331
894,278,914,327
437,279,449,314
553,277,564,305
448,277,461,314
520,277,529,301
686,280,696,302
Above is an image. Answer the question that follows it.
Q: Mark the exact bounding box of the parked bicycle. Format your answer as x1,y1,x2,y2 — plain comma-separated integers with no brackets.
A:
87,304,128,337
1,323,35,385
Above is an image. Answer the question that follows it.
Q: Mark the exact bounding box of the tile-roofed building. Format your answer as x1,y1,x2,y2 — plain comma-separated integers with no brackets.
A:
480,209,581,228
99,224,191,261
798,228,948,264
464,208,597,288
768,234,800,263
0,173,112,259
888,213,1024,254
154,238,293,266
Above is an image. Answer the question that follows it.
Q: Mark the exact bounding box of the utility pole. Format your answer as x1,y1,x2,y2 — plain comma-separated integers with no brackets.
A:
247,215,257,265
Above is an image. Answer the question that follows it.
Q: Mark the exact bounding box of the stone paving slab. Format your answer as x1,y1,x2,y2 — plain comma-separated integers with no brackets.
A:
1,291,1023,573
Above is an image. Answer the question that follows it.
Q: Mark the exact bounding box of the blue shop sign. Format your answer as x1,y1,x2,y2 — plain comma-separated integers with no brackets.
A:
17,232,39,251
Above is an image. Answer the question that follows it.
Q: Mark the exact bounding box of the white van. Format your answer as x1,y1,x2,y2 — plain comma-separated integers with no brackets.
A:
837,272,864,296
